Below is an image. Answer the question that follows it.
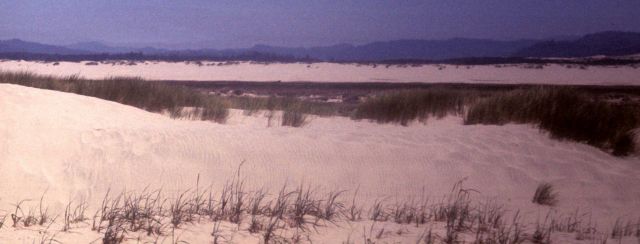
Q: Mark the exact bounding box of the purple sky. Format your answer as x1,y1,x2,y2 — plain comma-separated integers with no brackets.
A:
1,0,640,48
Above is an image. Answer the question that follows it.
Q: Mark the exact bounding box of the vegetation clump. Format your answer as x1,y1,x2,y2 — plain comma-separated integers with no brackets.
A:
226,95,348,117
465,87,640,156
281,109,309,127
0,71,229,123
2,71,638,155
532,183,558,206
353,89,473,126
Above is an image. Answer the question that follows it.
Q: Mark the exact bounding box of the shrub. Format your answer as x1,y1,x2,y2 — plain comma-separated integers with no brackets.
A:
532,183,558,206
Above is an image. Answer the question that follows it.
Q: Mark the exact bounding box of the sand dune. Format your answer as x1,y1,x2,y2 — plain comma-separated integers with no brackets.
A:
1,84,639,242
1,83,639,211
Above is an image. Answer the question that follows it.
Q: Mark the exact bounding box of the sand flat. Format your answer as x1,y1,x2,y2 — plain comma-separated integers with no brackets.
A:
1,60,640,85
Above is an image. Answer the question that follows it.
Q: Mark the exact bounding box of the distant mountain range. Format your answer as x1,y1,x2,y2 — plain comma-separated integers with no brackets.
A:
0,39,85,55
248,39,538,61
2,31,640,61
514,31,640,58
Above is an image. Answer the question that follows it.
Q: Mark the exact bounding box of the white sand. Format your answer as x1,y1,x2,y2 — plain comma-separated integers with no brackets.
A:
1,84,639,243
1,60,640,85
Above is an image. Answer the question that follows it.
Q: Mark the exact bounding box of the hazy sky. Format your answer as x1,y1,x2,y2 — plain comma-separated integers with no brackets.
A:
1,0,640,48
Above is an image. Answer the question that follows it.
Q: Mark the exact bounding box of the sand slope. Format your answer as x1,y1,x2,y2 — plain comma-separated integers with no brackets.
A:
1,84,639,243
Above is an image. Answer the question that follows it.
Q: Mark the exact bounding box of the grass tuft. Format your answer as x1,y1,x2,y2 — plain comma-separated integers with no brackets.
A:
532,183,558,206
0,175,633,243
282,109,309,127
